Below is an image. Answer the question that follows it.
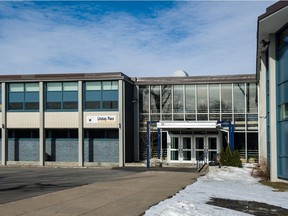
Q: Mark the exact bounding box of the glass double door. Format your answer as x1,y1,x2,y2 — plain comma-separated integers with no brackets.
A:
195,136,218,161
170,136,192,162
170,135,218,163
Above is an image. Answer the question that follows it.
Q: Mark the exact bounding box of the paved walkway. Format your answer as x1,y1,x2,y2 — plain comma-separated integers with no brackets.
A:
0,168,202,216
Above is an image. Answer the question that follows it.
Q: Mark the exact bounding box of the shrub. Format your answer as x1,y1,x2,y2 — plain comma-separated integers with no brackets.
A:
220,146,242,167
251,156,270,181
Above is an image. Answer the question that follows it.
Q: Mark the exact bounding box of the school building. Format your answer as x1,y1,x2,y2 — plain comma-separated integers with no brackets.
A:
0,72,258,167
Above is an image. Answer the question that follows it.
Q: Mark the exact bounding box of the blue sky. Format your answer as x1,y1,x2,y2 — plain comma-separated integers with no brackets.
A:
0,1,275,77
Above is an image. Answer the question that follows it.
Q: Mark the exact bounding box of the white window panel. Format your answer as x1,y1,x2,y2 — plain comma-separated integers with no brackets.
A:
25,83,39,92
47,82,62,91
63,82,78,91
86,81,101,91
10,83,24,92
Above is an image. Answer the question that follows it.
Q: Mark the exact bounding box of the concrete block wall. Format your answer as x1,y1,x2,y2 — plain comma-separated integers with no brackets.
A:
8,139,39,161
84,139,119,163
46,139,78,162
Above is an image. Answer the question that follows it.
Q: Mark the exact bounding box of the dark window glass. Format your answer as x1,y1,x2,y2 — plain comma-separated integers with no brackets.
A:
139,86,149,113
46,102,61,110
63,102,78,110
9,102,24,110
25,102,39,110
85,101,101,110
246,83,258,113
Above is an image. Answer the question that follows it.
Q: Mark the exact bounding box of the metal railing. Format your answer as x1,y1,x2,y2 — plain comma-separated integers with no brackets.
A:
196,150,208,172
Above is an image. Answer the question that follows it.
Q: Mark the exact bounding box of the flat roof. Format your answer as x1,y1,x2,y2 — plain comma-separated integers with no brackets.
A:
133,74,256,85
0,72,133,83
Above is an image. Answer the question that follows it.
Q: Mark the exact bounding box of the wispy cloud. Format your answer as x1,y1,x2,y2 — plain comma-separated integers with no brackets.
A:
0,1,274,77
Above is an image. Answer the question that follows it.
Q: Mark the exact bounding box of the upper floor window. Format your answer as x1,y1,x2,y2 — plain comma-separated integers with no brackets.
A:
46,82,78,111
84,81,118,111
8,83,39,111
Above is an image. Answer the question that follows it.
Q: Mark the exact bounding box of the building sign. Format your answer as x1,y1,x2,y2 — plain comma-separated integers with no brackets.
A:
87,116,116,124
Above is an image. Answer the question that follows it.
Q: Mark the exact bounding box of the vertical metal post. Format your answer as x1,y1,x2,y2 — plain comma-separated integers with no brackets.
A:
146,121,150,168
157,128,161,159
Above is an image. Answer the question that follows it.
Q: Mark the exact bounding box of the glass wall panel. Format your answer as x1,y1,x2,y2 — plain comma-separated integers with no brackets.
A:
197,85,207,113
234,133,245,160
247,133,258,162
139,86,149,113
246,83,258,113
197,114,208,121
185,114,196,121
222,114,232,121
247,114,258,130
173,85,183,113
150,86,160,113
234,83,245,113
25,83,39,92
221,84,232,113
209,84,220,113
185,85,195,113
174,114,184,121
234,114,245,129
63,82,78,91
209,114,220,121
161,85,172,113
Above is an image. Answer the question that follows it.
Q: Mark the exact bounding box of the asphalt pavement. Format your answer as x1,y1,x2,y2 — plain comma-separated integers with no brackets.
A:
0,166,202,216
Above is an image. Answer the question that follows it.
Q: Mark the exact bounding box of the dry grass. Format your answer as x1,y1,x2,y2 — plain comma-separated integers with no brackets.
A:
260,181,288,192
251,156,270,181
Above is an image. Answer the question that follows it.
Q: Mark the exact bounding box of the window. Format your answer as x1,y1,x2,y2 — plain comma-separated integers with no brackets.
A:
280,103,288,120
197,85,207,113
246,83,258,113
221,84,232,113
185,85,195,113
173,85,183,113
139,86,149,113
209,84,220,113
46,82,78,111
150,85,160,113
234,83,245,113
8,83,39,111
84,81,118,111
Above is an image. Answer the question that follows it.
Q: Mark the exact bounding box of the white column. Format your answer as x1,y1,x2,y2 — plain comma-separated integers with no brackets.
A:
78,81,83,167
1,83,7,165
268,34,278,181
118,80,125,167
39,82,45,166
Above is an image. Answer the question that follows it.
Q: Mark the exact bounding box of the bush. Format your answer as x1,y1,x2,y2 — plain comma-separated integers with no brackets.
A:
251,156,270,181
220,146,242,167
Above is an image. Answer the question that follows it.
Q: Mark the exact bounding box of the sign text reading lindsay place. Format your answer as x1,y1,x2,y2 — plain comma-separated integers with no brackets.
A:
87,116,116,124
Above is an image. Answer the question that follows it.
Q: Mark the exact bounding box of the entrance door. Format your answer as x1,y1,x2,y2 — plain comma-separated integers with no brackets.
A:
207,136,218,161
195,136,205,161
170,136,192,162
195,136,218,162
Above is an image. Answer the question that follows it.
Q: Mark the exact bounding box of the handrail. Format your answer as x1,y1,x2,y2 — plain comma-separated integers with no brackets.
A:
196,150,208,172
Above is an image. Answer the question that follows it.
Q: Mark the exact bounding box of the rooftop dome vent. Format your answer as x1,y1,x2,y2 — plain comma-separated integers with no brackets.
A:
172,70,189,77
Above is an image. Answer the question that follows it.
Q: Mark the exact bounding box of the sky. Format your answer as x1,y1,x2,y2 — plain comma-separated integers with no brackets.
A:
145,165,288,216
0,1,276,77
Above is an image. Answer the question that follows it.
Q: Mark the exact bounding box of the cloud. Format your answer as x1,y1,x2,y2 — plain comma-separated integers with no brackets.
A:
0,1,274,77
